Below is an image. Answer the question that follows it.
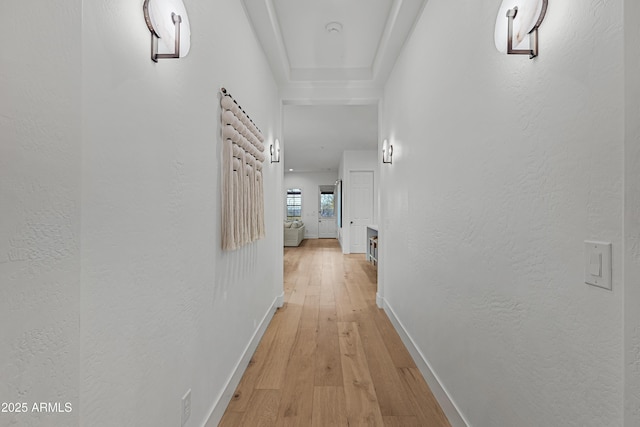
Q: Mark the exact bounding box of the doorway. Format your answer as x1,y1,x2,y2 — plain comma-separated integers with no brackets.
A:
349,171,374,253
318,185,337,238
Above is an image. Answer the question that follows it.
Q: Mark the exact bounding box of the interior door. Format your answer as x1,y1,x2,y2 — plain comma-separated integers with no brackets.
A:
349,171,374,253
319,219,337,238
318,185,337,238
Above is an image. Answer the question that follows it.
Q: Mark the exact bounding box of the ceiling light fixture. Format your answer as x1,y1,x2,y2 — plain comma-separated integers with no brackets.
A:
143,0,191,62
494,0,547,59
325,22,343,34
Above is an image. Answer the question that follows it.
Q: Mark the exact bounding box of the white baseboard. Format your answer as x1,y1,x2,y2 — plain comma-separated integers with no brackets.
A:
376,292,384,308
202,294,281,427
380,298,470,427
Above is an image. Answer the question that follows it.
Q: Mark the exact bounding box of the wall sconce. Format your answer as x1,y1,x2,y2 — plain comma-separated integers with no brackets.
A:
382,139,393,164
143,0,191,62
494,0,547,59
270,139,281,163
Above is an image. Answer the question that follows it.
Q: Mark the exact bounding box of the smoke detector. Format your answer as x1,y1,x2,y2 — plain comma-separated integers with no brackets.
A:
325,22,343,34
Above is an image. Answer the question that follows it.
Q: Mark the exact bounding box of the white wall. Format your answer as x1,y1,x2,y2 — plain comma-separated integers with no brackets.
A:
80,2,283,426
624,0,640,424
0,1,81,426
1,2,282,427
284,171,338,239
380,1,624,426
338,151,379,254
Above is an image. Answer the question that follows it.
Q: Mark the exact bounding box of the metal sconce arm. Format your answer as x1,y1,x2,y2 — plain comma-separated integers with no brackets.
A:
506,6,541,59
382,144,393,164
270,144,280,163
145,8,182,62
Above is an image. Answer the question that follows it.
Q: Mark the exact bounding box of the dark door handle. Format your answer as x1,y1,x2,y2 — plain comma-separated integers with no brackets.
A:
350,221,354,224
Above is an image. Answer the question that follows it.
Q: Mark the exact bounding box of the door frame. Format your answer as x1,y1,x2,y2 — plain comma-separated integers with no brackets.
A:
348,170,374,254
318,185,337,238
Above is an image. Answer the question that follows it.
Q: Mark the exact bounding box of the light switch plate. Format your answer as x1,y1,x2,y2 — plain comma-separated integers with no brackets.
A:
584,241,612,290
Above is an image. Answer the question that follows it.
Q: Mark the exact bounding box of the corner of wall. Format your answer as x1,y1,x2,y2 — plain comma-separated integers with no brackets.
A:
203,295,281,426
624,0,640,424
381,298,469,427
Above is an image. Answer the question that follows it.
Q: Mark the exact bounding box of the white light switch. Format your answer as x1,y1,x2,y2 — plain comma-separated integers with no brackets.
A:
588,253,602,277
585,241,612,290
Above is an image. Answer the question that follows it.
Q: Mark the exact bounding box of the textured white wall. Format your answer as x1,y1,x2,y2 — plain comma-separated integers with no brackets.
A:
80,1,282,427
0,1,81,426
624,0,640,424
380,1,624,425
338,151,379,254
284,172,338,238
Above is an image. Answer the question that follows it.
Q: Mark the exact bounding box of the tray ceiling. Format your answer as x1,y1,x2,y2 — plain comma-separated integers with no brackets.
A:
241,0,427,86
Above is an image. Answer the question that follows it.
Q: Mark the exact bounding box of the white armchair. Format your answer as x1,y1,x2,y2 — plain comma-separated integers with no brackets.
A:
284,221,305,246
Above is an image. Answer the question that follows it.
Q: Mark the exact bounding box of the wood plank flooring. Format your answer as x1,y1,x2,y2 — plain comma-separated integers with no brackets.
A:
218,239,450,427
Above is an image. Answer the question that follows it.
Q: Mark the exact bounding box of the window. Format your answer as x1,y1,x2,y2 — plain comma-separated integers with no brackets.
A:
287,188,302,220
320,190,335,218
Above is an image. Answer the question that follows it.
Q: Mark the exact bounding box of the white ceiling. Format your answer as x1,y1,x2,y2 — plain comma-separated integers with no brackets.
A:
283,105,378,172
241,0,426,170
274,0,392,79
241,0,427,85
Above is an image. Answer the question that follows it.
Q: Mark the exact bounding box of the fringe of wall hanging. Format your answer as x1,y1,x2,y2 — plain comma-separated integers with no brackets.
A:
220,88,266,251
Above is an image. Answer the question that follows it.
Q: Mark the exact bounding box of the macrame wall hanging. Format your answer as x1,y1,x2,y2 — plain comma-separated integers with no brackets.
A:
220,88,266,251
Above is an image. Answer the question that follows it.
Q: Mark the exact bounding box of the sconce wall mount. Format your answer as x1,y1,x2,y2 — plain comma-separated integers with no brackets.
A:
270,139,281,163
382,139,393,164
495,0,547,59
143,0,191,62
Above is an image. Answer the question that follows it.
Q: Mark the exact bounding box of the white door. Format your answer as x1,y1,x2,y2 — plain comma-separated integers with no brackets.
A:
319,219,337,238
319,185,337,238
349,171,374,253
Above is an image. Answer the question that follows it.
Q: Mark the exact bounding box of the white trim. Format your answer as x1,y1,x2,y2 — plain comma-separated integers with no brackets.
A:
376,292,384,308
372,0,403,76
380,297,470,427
202,294,281,426
275,291,284,308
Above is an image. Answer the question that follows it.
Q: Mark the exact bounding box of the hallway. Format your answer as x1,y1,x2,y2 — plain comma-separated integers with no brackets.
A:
217,239,450,426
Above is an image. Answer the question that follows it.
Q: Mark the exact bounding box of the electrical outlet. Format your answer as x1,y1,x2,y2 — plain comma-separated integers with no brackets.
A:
181,389,191,426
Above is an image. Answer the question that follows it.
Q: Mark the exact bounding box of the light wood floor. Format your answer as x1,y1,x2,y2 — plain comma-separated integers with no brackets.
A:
218,239,450,427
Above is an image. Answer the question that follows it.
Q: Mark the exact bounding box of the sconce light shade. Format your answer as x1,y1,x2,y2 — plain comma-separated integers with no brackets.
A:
143,0,191,62
270,139,281,163
382,139,393,164
494,0,547,58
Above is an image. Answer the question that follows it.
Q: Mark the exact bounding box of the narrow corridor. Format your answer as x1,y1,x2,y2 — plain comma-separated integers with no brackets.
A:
218,239,450,426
